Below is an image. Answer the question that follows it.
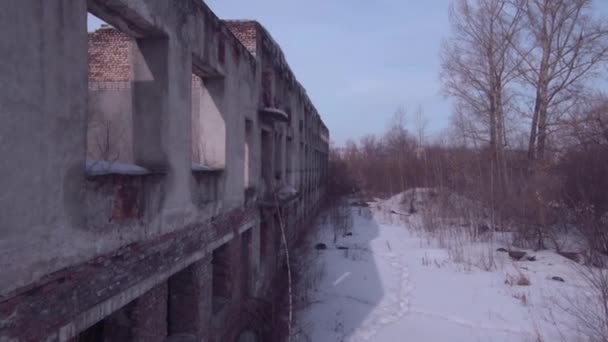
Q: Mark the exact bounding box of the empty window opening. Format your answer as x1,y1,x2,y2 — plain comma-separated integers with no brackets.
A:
286,107,292,126
244,119,254,188
261,130,272,194
212,242,232,313
260,220,271,262
75,320,105,342
86,11,169,174
262,71,273,107
286,137,294,187
191,71,226,170
274,132,283,182
237,330,259,342
86,17,134,167
241,229,253,297
74,303,132,341
167,265,200,336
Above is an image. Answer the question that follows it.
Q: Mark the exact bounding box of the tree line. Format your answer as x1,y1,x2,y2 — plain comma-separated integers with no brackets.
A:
329,0,608,260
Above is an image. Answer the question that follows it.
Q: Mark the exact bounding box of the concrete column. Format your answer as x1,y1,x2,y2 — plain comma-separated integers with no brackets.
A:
280,126,287,184
132,37,169,170
251,224,262,296
0,0,88,229
0,0,88,291
261,129,273,195
131,283,168,342
103,306,134,342
132,38,193,213
168,259,212,339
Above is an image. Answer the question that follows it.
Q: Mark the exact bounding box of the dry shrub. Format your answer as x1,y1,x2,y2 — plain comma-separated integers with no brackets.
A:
414,190,500,271
555,265,608,342
475,244,497,272
512,292,528,306
505,266,531,286
420,208,441,234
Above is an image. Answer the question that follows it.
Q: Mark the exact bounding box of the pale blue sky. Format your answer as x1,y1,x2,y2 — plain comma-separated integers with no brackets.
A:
88,1,608,145
205,0,454,145
88,1,453,145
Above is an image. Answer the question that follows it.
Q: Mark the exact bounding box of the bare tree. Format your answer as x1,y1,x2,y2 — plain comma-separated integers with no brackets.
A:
386,107,415,192
449,99,490,149
87,109,123,167
414,105,429,146
514,0,608,161
413,105,430,186
441,0,523,192
565,93,608,150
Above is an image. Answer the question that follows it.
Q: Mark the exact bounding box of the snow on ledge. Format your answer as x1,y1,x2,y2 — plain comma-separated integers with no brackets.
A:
277,185,298,201
86,160,150,176
259,107,289,123
191,163,224,173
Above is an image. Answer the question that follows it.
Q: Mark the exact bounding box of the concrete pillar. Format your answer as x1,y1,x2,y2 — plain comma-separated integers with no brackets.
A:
240,229,253,298
132,37,169,170
0,0,88,227
261,130,272,195
168,259,212,339
131,283,168,342
0,0,88,290
251,224,262,296
283,128,288,183
103,306,134,342
132,38,193,212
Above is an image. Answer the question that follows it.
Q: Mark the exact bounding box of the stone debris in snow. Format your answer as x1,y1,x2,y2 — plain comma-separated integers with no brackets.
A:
508,250,527,261
315,243,327,250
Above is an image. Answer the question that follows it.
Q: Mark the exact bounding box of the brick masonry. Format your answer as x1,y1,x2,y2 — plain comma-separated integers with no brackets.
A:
88,25,130,82
224,21,258,56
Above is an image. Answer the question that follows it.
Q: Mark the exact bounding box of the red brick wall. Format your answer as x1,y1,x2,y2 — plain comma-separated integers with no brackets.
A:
88,26,130,82
223,21,257,56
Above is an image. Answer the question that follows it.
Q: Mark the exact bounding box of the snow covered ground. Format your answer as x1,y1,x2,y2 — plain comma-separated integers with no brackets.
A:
294,191,596,342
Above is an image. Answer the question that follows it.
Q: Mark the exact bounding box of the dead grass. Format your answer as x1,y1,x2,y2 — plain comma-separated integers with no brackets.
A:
505,268,531,286
413,195,500,272
512,292,529,306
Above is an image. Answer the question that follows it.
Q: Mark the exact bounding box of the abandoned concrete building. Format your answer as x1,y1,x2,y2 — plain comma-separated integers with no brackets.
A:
0,1,328,341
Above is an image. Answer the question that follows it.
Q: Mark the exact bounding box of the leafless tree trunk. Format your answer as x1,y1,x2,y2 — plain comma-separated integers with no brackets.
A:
414,105,430,186
87,111,122,166
441,0,523,193
386,107,410,192
514,0,608,161
414,105,429,147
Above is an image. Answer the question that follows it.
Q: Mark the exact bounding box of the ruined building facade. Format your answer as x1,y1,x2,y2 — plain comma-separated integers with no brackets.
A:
0,1,328,341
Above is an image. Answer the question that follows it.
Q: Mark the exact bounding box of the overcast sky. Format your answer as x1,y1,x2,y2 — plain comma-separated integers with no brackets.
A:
88,1,608,145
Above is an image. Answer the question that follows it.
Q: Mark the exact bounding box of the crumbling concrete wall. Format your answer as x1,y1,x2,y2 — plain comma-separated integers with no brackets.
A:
0,0,89,298
225,20,330,217
0,1,329,341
